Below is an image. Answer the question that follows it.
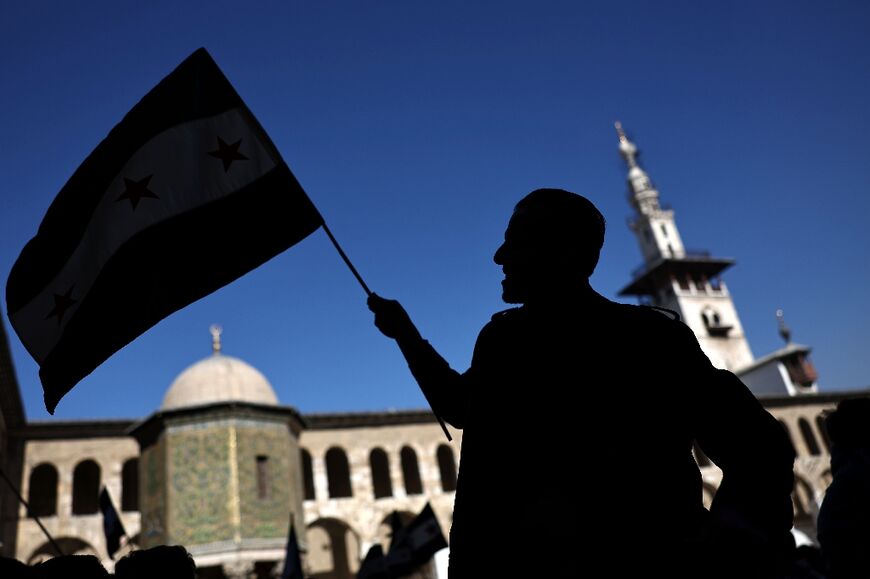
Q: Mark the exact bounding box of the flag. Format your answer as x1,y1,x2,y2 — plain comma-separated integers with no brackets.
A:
387,510,406,550
100,487,126,557
280,521,304,579
6,48,324,413
385,503,448,576
356,544,390,579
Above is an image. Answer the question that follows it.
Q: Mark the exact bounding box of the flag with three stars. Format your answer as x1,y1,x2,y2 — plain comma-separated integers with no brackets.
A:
6,48,323,413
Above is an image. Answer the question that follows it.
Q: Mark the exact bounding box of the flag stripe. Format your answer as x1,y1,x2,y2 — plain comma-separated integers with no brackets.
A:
38,162,321,412
7,48,247,309
10,107,277,361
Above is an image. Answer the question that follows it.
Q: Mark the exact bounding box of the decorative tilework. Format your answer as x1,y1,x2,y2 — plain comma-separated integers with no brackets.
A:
140,436,166,548
167,425,234,546
236,423,303,539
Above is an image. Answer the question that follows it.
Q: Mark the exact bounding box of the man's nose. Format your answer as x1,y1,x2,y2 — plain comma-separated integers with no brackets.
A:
494,242,506,265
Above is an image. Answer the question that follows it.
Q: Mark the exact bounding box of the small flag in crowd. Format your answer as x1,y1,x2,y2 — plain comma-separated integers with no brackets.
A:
6,48,323,412
385,503,448,576
99,488,126,558
356,544,390,579
280,520,304,579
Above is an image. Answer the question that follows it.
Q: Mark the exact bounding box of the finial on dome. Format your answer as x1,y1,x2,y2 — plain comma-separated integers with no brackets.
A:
776,309,791,345
210,324,223,355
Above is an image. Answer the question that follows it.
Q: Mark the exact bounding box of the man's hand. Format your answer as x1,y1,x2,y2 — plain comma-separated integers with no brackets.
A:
367,294,422,342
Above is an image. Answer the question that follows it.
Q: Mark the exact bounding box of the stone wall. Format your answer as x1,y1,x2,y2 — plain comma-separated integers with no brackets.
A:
15,435,140,568
299,420,460,575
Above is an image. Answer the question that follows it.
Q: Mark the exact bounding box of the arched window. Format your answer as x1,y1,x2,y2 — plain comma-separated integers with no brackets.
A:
400,446,423,495
121,458,139,512
369,448,392,499
72,460,100,515
816,415,832,452
325,447,353,498
28,463,58,518
799,418,821,456
301,448,316,501
701,307,719,328
307,518,361,578
28,537,98,565
437,445,457,492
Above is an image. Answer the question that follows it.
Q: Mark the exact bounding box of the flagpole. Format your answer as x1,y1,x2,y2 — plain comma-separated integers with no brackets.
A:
318,221,453,442
321,221,372,296
0,465,64,557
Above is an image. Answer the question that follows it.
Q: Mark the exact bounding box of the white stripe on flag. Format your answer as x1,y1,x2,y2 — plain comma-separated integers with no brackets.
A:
11,107,277,361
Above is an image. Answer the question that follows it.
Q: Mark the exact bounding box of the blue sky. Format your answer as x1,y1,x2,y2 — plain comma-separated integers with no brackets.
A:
2,1,869,420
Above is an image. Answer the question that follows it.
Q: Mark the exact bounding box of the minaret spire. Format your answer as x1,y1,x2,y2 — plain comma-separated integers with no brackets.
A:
615,123,754,372
615,121,638,168
614,121,682,262
614,121,663,217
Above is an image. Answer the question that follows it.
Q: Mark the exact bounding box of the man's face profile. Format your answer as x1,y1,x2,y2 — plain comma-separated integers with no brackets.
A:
494,210,547,304
494,203,592,304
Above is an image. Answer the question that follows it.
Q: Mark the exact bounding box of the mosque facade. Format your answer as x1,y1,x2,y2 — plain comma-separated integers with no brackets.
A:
0,127,866,577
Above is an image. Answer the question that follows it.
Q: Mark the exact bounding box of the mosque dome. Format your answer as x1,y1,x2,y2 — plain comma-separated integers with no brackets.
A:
160,325,279,411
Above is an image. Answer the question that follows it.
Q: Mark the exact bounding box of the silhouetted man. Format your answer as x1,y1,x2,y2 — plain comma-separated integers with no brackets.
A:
369,189,795,578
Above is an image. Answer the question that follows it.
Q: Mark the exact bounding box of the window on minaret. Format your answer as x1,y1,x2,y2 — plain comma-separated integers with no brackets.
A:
693,275,707,293
660,224,668,238
703,307,731,337
256,455,270,500
709,277,722,292
677,275,690,291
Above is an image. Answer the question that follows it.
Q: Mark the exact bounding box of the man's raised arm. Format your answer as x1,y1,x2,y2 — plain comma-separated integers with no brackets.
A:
367,294,470,427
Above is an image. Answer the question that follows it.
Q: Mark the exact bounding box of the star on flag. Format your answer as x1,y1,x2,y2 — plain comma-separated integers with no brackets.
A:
44,286,77,325
116,174,159,209
208,136,249,171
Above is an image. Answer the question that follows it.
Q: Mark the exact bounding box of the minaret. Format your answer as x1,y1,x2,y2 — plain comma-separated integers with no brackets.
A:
615,122,754,371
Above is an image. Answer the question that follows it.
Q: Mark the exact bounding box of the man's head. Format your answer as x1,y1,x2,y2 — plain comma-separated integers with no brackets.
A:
494,188,605,304
825,398,870,451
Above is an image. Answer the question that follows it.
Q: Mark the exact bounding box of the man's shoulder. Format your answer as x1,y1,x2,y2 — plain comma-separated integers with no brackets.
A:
489,307,523,322
611,301,682,326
